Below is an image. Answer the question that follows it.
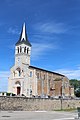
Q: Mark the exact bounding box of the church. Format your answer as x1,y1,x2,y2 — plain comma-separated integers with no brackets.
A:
8,23,74,98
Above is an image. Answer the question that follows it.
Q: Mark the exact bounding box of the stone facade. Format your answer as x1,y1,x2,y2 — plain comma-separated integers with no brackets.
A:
8,23,74,98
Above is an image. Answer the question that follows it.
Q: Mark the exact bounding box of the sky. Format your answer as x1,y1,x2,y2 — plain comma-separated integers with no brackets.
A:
0,0,80,91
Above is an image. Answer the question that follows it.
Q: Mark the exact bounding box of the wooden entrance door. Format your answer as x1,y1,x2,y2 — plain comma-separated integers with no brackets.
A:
17,87,21,95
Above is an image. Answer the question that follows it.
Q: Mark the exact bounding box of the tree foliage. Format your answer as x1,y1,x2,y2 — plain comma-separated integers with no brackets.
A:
70,79,80,97
70,79,80,90
75,88,80,97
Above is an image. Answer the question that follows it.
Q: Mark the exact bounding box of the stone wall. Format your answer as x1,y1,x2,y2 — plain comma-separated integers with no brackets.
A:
0,96,80,111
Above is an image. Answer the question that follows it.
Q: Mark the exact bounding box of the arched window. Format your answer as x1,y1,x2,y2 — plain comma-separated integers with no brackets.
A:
19,70,21,76
30,71,32,77
20,46,22,53
13,71,15,77
18,47,19,53
16,67,21,76
24,47,26,53
27,48,29,54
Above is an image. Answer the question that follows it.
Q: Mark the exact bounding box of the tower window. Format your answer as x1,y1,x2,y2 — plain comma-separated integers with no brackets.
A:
16,68,21,76
24,47,26,53
18,47,19,53
20,46,22,53
27,48,29,54
19,70,21,76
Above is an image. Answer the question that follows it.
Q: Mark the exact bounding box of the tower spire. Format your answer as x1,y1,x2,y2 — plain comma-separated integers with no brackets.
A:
16,23,31,46
21,22,26,41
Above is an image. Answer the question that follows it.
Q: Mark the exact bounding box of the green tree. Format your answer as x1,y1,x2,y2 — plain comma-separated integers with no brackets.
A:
70,79,80,90
75,87,80,97
70,79,80,97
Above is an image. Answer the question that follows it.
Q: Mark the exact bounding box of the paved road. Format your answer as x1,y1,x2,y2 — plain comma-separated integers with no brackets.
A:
0,111,78,120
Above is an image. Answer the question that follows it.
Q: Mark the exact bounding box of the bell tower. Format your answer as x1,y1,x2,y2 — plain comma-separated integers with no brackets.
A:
15,23,31,66
8,23,32,97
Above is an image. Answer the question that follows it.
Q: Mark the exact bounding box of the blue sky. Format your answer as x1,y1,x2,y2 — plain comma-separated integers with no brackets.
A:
0,0,80,91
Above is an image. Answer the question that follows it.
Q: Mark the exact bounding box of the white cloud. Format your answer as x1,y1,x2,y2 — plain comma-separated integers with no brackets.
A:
55,68,80,80
8,27,20,35
34,22,67,34
0,71,10,79
0,71,10,92
30,22,61,61
31,42,57,60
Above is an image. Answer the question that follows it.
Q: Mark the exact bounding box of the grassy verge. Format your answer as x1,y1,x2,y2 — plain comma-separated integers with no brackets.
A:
54,108,77,111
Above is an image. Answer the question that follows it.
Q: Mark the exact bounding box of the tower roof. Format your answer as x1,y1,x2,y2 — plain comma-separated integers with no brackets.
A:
15,23,31,46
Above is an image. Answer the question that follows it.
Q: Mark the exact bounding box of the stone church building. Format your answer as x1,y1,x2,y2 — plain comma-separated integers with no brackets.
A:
8,23,74,98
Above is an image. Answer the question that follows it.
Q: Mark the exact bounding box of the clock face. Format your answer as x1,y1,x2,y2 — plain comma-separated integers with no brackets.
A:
18,57,20,62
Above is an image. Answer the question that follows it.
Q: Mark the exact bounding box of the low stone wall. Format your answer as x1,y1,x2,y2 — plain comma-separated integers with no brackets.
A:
0,96,80,111
62,99,80,109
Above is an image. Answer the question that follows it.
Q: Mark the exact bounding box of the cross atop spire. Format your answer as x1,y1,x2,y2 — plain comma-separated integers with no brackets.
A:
16,23,31,46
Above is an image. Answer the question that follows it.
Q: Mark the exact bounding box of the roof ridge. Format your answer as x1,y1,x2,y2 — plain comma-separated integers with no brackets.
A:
29,65,65,77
